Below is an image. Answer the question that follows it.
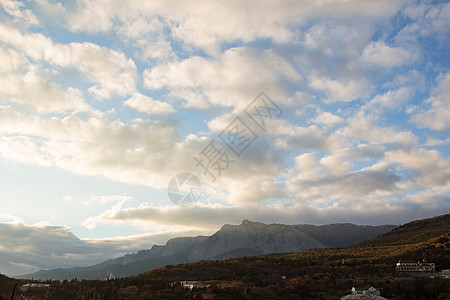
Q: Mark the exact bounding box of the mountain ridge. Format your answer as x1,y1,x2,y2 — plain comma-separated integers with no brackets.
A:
16,220,396,280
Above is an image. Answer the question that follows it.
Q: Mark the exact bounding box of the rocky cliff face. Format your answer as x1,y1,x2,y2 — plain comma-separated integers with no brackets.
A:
157,236,209,257
188,220,325,261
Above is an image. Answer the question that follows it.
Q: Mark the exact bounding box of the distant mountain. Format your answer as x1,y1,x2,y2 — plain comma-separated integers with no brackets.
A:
17,236,209,281
187,220,326,262
17,220,396,280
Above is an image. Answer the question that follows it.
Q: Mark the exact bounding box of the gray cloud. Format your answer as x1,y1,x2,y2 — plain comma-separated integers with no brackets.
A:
0,221,204,276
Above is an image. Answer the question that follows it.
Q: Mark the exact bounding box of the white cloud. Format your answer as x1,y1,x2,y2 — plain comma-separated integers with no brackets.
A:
398,2,450,43
361,41,415,68
225,180,283,205
383,70,426,90
83,199,128,230
313,111,344,128
90,195,133,204
426,137,450,148
320,155,352,177
81,196,449,240
368,87,412,109
310,74,371,103
0,0,39,26
384,148,445,173
0,67,88,114
124,92,174,115
0,47,25,74
117,16,173,60
295,153,318,174
45,42,137,99
143,48,300,109
0,23,52,60
410,73,450,131
0,105,286,192
272,120,345,151
34,0,66,17
338,144,385,161
0,108,185,187
382,148,450,195
339,111,417,149
0,24,137,100
65,0,117,33
50,0,405,54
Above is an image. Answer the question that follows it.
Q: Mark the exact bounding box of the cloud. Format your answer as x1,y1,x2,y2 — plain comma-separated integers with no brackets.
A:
65,0,117,33
0,67,88,114
0,47,25,74
124,92,174,115
0,0,39,26
0,23,137,101
426,137,450,148
361,41,416,68
45,42,137,99
117,16,173,60
0,220,204,276
338,111,417,149
368,87,412,109
0,105,286,190
272,120,345,151
288,167,401,203
143,48,301,109
82,198,129,230
225,180,283,205
385,148,443,173
410,72,450,131
63,194,133,206
0,23,52,60
309,74,371,103
313,111,344,128
294,153,319,179
398,2,450,43
82,196,449,240
320,155,352,177
0,107,184,187
34,0,66,18
337,144,385,161
48,0,406,54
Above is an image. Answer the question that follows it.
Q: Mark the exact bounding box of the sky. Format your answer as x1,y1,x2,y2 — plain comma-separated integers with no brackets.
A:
0,0,449,277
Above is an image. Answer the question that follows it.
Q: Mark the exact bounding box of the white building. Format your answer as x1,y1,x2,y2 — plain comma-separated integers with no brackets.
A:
180,280,211,291
20,283,51,292
341,286,388,300
396,260,435,273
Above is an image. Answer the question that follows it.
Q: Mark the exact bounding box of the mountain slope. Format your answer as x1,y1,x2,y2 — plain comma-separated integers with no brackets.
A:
188,220,326,261
359,213,450,246
297,223,397,248
17,220,395,280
